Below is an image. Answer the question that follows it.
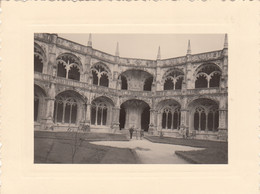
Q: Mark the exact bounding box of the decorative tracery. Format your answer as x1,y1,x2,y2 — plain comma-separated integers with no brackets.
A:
34,44,45,73
161,105,181,130
163,69,184,90
57,53,81,81
54,94,78,124
193,105,219,131
143,76,153,91
195,64,221,88
91,101,108,126
92,63,110,87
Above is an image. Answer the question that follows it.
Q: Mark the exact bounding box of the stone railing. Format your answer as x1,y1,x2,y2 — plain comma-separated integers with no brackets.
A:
156,90,182,96
57,38,87,54
119,57,156,67
191,50,223,62
34,72,225,97
92,49,116,63
161,56,187,66
34,33,51,43
186,88,221,95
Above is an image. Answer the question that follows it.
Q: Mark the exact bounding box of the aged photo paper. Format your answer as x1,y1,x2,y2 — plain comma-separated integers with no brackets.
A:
1,1,259,194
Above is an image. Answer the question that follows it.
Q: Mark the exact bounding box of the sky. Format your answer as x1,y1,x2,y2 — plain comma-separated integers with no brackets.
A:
59,33,226,60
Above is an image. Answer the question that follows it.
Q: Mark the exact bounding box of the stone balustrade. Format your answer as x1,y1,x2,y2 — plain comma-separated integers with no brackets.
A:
190,50,223,62
34,72,225,97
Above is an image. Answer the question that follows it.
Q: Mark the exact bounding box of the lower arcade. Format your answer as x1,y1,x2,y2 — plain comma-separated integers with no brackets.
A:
34,84,227,141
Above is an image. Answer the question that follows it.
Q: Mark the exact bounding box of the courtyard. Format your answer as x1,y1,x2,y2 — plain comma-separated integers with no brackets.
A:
34,131,227,164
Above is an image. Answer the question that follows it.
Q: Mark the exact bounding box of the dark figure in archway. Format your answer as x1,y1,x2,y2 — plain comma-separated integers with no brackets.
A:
129,126,134,139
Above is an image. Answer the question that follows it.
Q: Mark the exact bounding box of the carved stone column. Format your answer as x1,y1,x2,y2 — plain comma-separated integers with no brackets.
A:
148,109,156,135
180,109,189,130
112,106,120,132
218,108,228,141
43,97,55,130
42,83,56,130
86,103,91,124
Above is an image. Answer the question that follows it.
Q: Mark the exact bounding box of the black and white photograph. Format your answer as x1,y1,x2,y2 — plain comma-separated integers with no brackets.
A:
34,33,228,164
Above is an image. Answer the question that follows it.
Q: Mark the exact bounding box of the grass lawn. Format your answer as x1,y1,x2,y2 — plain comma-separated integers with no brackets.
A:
34,131,139,164
145,136,228,164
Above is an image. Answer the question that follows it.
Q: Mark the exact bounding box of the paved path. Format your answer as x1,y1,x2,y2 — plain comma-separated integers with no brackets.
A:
90,139,203,164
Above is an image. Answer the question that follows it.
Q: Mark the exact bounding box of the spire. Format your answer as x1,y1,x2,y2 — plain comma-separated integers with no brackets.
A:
115,42,119,57
157,46,161,60
224,34,228,49
87,34,92,47
187,40,191,55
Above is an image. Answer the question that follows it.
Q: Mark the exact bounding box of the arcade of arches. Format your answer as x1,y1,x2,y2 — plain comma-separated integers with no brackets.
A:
34,34,228,141
34,83,224,141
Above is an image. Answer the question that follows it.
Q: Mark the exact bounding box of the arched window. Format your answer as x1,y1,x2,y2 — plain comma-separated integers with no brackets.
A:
195,64,221,88
161,107,180,130
91,102,108,126
34,94,39,121
34,45,45,73
92,64,109,87
68,65,80,81
34,85,47,123
100,74,109,87
194,107,206,131
121,75,128,90
209,72,221,87
57,54,81,81
164,78,174,90
193,106,219,132
163,70,184,91
143,77,153,91
195,74,207,88
54,94,78,124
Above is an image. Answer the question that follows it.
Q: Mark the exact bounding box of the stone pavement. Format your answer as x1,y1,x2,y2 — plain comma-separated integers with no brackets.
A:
90,139,203,164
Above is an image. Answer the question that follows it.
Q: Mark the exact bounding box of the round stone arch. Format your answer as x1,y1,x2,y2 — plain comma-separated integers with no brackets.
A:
34,42,47,62
55,89,87,103
90,95,115,107
34,84,48,123
90,95,115,127
193,63,222,89
34,42,47,73
188,97,220,132
156,99,182,113
117,69,154,91
56,52,83,81
118,66,155,78
55,86,87,101
161,67,184,82
120,97,152,108
119,99,151,131
187,96,220,107
194,62,222,75
155,99,182,130
53,90,87,125
34,82,49,97
161,68,185,90
91,62,112,87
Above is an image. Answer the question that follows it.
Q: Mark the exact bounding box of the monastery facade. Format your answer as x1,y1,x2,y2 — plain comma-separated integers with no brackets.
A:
34,33,228,141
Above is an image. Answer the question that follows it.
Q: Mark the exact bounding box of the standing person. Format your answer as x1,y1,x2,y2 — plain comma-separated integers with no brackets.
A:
129,126,134,139
185,128,189,139
140,129,144,140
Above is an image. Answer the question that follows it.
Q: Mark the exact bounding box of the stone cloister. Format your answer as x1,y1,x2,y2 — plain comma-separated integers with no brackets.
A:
34,33,228,141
